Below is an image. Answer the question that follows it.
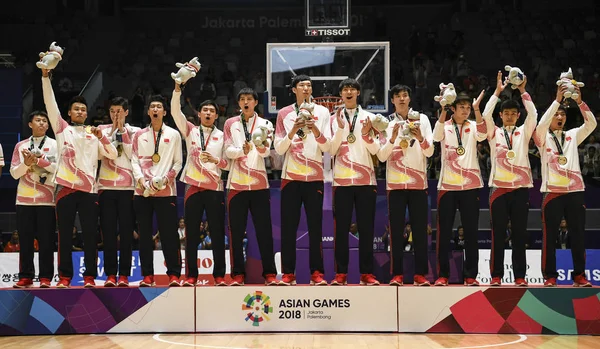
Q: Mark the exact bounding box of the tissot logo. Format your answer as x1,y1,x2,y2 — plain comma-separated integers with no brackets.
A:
305,29,351,36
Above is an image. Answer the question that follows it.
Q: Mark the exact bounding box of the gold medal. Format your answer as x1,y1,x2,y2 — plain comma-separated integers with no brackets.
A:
117,145,123,157
85,126,92,134
300,132,307,140
152,153,161,163
347,133,356,143
456,146,466,156
400,139,409,149
557,155,568,165
506,150,516,160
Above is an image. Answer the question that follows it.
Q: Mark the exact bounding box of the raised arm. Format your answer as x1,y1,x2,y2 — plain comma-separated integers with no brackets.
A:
41,71,68,133
472,90,488,142
534,86,566,147
171,83,194,139
573,87,598,146
432,108,447,142
519,78,538,139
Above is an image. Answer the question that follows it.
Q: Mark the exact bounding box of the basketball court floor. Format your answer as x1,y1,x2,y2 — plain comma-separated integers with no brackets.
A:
1,333,599,348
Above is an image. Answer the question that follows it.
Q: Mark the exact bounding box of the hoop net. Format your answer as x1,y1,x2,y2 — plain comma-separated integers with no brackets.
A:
312,96,343,113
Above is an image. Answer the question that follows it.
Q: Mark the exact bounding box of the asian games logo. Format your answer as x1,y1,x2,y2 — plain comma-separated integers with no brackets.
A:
242,291,273,326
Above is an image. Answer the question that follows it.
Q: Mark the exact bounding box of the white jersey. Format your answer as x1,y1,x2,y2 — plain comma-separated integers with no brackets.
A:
274,103,331,182
330,106,380,187
97,124,140,191
377,111,434,190
534,101,597,193
483,92,537,188
432,118,488,191
42,77,118,193
131,124,183,197
0,143,4,167
10,136,58,206
171,90,228,191
224,113,273,191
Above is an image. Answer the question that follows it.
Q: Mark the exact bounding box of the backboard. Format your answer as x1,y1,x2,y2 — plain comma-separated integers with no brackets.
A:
266,41,390,116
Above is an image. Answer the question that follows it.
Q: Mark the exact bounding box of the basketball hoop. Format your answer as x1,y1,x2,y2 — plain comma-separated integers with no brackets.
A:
313,96,343,113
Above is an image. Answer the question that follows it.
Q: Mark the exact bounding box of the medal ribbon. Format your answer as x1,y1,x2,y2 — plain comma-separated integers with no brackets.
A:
29,136,47,151
549,130,565,156
453,121,465,148
241,113,257,142
502,127,516,150
199,126,214,152
344,108,359,134
294,103,306,138
153,125,163,156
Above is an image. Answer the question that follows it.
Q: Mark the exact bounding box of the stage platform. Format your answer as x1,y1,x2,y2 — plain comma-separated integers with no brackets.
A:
0,285,598,335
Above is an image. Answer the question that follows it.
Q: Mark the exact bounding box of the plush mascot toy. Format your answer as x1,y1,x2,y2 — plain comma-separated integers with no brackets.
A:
556,67,585,100
171,57,201,85
36,42,64,70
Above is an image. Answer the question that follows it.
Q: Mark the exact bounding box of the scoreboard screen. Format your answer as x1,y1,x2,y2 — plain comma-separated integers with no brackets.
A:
306,0,350,29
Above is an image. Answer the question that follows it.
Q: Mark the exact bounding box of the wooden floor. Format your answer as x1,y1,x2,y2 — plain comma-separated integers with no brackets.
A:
0,333,599,349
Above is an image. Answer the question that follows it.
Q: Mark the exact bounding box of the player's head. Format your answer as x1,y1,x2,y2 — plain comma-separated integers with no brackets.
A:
550,105,567,131
450,92,472,124
291,75,313,103
28,110,49,137
499,99,520,126
197,100,219,127
68,96,88,124
147,95,168,123
390,84,412,112
237,87,259,115
110,97,130,124
339,78,361,108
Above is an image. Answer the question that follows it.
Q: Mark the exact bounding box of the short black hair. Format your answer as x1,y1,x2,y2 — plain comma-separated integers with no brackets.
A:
452,92,471,106
237,87,259,101
110,97,129,111
500,99,520,112
198,100,219,113
390,84,412,98
291,74,312,88
147,95,167,110
338,78,361,93
28,110,49,123
68,96,88,110
557,105,567,114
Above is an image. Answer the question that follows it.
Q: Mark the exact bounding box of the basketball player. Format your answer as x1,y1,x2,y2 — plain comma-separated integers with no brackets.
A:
131,95,183,287
377,85,434,286
534,84,595,287
330,78,380,286
97,97,140,287
10,111,57,288
274,74,331,286
42,68,118,288
172,82,228,286
432,90,488,286
482,71,537,286
224,87,277,286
